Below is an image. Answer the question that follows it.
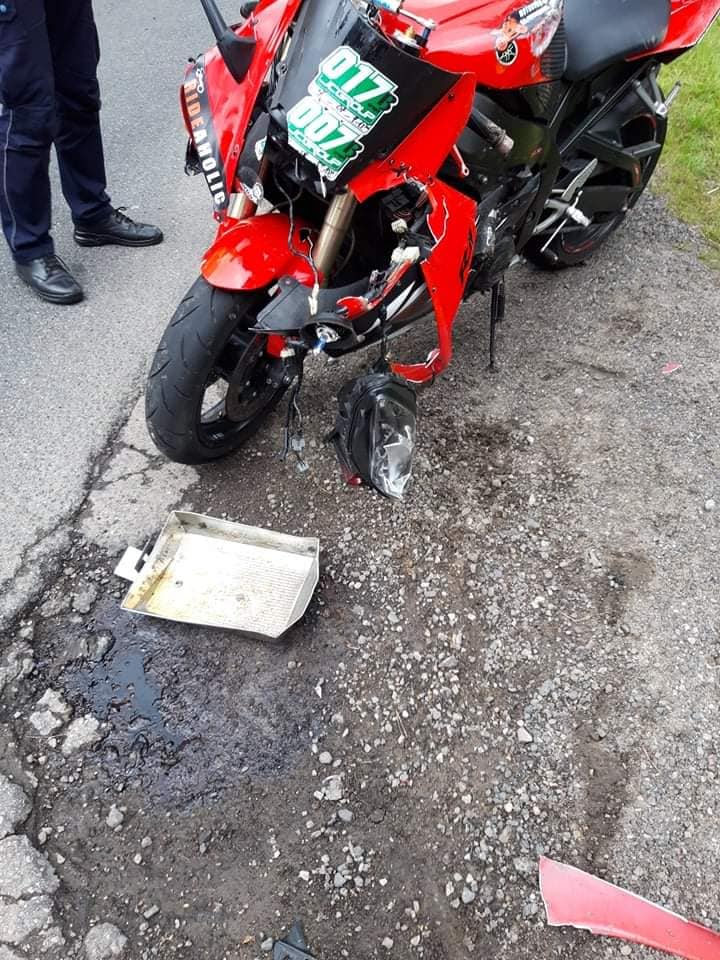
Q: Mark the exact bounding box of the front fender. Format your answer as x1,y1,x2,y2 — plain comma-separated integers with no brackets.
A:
201,213,317,291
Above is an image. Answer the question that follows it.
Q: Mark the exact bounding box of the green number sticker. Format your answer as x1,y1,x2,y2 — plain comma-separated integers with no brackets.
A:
286,45,399,181
287,96,364,179
312,46,399,130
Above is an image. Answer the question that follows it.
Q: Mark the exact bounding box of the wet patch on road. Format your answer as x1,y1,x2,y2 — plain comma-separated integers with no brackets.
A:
53,594,332,806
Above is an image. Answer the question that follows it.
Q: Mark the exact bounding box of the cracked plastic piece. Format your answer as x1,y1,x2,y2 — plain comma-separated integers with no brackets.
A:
539,856,720,960
331,367,417,500
273,921,316,960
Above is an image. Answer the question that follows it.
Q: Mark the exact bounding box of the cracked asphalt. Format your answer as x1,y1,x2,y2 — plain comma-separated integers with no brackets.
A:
1,6,720,960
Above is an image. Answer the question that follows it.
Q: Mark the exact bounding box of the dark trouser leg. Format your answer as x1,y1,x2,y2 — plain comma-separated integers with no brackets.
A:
0,1,56,262
45,0,111,225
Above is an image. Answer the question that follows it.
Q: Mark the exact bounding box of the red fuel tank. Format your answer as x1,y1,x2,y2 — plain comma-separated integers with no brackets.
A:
377,0,567,88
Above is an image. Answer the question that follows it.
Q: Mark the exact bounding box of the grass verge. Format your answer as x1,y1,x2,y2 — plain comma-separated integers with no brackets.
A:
657,20,720,266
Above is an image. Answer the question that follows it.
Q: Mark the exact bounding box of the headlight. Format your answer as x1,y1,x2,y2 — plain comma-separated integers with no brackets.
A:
331,366,417,500
369,395,416,499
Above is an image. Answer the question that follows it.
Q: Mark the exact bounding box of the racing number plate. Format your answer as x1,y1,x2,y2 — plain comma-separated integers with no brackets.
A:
286,46,399,181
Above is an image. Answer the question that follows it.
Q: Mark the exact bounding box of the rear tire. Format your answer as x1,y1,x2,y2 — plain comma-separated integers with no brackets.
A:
145,276,288,464
526,82,667,270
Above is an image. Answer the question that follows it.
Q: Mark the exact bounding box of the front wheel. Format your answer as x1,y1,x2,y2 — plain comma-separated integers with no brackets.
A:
145,277,288,464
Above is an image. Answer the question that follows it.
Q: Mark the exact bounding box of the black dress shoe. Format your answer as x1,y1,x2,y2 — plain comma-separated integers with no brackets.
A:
74,207,164,248
15,255,84,305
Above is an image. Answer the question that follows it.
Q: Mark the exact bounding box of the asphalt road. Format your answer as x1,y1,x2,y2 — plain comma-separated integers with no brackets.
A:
2,194,719,960
0,0,238,624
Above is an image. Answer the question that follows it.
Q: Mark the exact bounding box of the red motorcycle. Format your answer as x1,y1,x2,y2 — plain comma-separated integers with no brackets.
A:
146,0,719,497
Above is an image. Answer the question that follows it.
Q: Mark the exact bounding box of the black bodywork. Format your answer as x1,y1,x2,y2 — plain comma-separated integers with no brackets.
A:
267,0,461,189
563,0,670,80
443,54,665,278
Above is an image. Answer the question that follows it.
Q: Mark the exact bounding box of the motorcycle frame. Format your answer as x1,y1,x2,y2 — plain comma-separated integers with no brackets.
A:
188,0,719,384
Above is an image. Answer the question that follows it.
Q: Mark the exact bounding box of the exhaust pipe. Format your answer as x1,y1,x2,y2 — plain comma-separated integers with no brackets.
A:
199,0,255,83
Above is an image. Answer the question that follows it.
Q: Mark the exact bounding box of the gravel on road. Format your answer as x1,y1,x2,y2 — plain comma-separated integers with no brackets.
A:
0,197,718,960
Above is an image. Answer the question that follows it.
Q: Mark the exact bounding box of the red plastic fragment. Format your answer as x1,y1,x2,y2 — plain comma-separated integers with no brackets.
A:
338,464,363,487
662,362,683,375
539,857,720,960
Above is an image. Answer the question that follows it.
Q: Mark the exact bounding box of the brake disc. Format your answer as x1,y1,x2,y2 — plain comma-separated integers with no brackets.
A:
224,335,274,421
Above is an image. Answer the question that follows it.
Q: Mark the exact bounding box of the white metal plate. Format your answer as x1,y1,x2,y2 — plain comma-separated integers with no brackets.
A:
119,512,319,639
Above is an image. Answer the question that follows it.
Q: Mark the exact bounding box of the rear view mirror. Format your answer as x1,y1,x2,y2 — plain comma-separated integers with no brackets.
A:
199,0,255,83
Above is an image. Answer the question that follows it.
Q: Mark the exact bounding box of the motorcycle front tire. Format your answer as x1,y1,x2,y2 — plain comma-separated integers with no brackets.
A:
145,276,288,465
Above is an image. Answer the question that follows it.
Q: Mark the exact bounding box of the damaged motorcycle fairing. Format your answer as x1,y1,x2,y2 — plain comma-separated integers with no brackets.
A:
243,173,478,380
251,252,426,349
182,0,306,214
205,63,480,382
201,213,319,290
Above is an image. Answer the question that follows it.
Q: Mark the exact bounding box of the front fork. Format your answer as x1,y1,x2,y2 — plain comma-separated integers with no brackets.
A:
313,193,358,279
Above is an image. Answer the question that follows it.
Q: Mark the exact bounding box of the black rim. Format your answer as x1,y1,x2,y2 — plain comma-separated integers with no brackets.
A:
554,112,662,256
198,324,284,449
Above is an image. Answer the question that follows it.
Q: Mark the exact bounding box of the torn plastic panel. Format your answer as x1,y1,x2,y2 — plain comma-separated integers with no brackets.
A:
252,201,432,353
252,176,475,382
539,857,720,960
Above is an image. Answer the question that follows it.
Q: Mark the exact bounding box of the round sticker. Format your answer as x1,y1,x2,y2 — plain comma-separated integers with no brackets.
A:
497,40,519,66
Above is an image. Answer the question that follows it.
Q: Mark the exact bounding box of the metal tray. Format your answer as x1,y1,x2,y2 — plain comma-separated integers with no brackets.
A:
115,511,319,639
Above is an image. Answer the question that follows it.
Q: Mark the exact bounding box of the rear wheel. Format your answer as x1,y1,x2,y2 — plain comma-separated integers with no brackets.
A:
526,85,667,269
145,277,288,464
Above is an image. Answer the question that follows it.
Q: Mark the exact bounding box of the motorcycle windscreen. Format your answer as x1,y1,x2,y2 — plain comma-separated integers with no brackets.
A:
270,0,461,186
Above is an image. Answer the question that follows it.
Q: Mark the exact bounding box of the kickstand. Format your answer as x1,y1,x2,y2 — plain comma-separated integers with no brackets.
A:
489,278,505,372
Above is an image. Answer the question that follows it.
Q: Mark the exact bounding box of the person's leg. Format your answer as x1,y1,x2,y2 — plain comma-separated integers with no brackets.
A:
0,0,82,302
0,0,56,261
46,0,162,247
45,0,111,225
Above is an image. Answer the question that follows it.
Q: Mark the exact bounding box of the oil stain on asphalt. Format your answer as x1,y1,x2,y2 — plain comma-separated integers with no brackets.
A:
61,600,327,805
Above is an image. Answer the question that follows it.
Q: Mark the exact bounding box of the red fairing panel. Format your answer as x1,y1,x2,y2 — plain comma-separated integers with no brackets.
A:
643,0,720,54
201,214,317,290
378,0,564,88
349,73,478,384
194,0,304,198
348,73,477,200
391,181,477,384
539,857,720,960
